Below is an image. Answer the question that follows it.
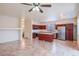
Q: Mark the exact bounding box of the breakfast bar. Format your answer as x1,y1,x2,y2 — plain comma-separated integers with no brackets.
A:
32,30,58,42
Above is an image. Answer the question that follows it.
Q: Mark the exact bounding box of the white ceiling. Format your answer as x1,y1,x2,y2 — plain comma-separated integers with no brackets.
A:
0,3,78,22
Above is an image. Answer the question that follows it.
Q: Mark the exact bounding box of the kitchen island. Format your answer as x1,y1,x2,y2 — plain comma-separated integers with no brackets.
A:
32,30,58,42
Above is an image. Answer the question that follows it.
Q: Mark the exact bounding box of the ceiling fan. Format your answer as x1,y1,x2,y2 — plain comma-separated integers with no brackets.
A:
21,3,52,13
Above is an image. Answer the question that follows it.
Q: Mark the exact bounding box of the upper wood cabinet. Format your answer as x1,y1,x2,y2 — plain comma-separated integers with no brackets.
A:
33,25,39,29
39,25,46,29
33,25,46,29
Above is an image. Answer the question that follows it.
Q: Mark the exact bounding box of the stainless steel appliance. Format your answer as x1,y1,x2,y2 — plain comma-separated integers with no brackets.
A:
58,26,65,40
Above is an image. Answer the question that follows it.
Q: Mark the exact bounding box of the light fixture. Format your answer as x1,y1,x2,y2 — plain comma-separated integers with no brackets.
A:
33,6,39,11
59,13,65,19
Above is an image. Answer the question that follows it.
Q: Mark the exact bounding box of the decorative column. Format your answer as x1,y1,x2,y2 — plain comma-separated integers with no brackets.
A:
20,17,25,40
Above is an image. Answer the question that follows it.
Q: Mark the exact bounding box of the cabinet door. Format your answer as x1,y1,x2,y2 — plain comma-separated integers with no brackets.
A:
66,24,73,40
39,25,46,29
33,25,39,29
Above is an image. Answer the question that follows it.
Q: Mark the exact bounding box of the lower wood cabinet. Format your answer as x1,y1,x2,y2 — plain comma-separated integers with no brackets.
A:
33,33,38,38
38,34,55,42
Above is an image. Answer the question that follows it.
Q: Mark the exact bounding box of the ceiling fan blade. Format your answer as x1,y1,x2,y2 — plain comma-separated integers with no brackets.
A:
28,8,33,12
21,3,32,6
40,4,51,7
33,3,36,6
39,8,43,13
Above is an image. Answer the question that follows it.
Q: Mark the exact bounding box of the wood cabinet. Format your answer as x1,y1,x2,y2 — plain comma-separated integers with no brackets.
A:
33,33,38,38
33,25,38,29
32,25,46,38
39,25,46,29
56,23,73,41
33,25,46,29
38,34,55,42
66,24,73,40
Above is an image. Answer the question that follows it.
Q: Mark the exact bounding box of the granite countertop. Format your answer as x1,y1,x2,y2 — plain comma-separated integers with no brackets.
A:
39,30,58,35
32,30,47,33
32,30,58,35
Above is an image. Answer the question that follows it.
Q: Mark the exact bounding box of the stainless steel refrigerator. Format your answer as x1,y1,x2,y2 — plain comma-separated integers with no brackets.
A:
57,26,65,40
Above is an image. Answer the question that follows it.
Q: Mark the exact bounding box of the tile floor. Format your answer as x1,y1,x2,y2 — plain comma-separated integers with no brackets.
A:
0,38,79,56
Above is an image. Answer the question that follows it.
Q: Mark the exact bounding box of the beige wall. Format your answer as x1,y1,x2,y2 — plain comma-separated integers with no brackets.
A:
0,15,20,43
0,15,20,28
